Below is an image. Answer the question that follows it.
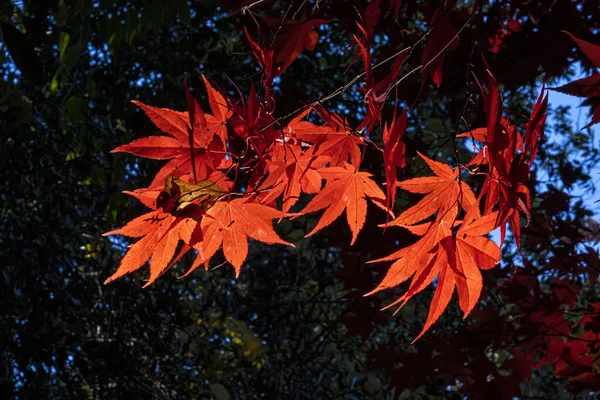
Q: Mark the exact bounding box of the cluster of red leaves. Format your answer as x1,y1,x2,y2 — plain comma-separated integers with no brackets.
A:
360,67,548,339
340,261,600,398
106,4,557,343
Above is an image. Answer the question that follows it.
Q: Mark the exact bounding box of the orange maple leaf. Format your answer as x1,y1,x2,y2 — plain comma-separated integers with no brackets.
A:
258,144,328,213
104,210,201,287
387,153,477,227
115,80,230,188
189,198,294,276
410,210,500,341
367,218,453,297
367,210,500,341
297,163,387,244
202,75,232,145
294,108,364,167
443,210,501,317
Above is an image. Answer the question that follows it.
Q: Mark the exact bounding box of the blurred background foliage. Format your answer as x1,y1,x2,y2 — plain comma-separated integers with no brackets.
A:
1,0,599,399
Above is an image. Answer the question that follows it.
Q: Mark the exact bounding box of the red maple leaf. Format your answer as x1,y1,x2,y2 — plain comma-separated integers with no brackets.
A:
459,73,547,248
360,0,382,42
553,31,600,129
382,109,407,210
244,27,276,102
354,29,410,131
421,7,459,87
228,81,278,152
266,16,331,75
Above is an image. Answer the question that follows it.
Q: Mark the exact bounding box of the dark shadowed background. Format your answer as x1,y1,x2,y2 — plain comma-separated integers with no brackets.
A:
1,0,600,399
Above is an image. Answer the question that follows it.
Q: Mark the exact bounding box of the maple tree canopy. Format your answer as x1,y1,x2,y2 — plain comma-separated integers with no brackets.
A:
3,0,600,398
